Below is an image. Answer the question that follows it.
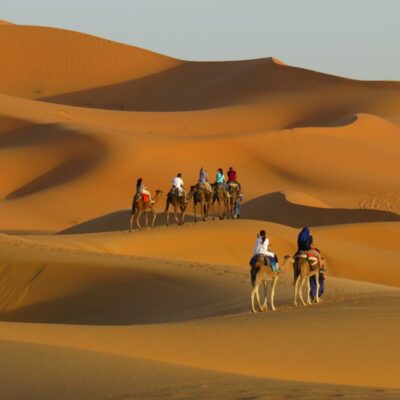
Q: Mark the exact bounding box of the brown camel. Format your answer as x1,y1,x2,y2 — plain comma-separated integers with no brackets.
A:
227,183,240,219
251,255,292,313
165,189,192,226
130,190,162,231
190,184,213,222
293,254,322,307
212,183,229,220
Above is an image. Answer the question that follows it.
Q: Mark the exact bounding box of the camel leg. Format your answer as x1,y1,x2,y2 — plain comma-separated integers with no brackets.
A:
212,199,216,221
299,277,307,306
271,276,278,311
262,281,268,312
180,206,186,225
251,284,259,313
136,211,142,230
129,212,135,232
165,201,170,227
255,282,263,311
165,209,170,227
294,276,300,307
194,202,197,223
307,277,312,305
315,274,320,303
151,208,157,227
145,211,149,228
173,206,180,225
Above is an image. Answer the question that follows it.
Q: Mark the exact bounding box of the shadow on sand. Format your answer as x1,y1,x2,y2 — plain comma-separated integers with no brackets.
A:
240,192,400,228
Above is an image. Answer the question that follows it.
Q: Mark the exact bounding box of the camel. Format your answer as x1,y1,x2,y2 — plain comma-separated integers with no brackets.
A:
165,188,191,226
251,255,292,313
130,190,163,231
227,183,240,219
212,183,229,220
190,184,213,222
293,254,322,307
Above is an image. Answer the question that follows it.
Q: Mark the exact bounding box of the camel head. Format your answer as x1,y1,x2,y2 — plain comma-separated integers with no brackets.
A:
154,190,163,202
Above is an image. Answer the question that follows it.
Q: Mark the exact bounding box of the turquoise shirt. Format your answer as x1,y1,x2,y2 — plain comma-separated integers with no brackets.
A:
216,172,225,183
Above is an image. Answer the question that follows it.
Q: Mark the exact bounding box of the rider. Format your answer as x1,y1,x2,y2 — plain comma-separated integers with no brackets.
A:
136,178,154,203
297,227,326,299
297,227,325,270
215,168,228,191
198,167,212,193
252,230,280,272
171,173,188,202
227,166,242,192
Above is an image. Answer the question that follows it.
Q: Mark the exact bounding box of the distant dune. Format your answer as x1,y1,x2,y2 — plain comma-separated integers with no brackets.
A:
0,23,400,399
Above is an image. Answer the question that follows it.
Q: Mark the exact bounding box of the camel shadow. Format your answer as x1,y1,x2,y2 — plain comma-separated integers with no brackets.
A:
58,209,197,234
240,192,400,227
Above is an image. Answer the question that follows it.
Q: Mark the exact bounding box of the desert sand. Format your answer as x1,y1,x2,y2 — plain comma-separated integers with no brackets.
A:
0,22,400,399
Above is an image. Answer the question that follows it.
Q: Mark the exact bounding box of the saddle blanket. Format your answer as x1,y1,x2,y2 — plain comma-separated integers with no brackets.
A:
141,194,150,202
294,251,319,267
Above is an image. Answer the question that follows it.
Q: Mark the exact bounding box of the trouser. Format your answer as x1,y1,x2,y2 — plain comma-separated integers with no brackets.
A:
310,273,325,299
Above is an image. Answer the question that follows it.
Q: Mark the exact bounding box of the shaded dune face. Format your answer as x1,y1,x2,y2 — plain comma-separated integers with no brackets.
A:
0,123,106,201
241,192,400,227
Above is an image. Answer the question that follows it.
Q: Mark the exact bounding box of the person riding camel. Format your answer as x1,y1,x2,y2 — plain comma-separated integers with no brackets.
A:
249,230,279,284
215,168,228,191
198,167,212,193
227,166,242,192
297,227,326,300
135,178,154,204
171,173,188,203
297,227,325,271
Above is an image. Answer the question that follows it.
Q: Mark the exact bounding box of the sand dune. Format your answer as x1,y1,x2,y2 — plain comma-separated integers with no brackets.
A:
0,25,179,99
0,23,400,399
0,225,399,392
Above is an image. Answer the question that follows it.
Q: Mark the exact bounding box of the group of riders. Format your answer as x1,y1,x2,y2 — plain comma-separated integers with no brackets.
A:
250,227,326,300
135,168,326,300
135,166,243,215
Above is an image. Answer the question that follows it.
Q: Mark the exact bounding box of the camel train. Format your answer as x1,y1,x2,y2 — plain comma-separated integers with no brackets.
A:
130,167,241,231
129,172,326,314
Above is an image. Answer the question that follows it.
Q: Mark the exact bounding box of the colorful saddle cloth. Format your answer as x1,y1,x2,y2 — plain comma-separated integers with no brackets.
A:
294,251,319,269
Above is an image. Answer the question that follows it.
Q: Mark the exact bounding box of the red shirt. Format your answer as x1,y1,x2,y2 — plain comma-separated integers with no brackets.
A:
227,170,237,181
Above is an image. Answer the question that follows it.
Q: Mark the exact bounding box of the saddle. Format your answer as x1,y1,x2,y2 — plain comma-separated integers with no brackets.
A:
135,193,150,203
170,187,184,197
198,182,212,194
228,182,239,190
294,251,319,269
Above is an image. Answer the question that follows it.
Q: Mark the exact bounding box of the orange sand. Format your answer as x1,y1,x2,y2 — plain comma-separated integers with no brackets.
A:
0,24,399,399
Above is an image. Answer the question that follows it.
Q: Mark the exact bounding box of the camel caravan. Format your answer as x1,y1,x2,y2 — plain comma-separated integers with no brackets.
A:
130,169,327,313
130,167,242,231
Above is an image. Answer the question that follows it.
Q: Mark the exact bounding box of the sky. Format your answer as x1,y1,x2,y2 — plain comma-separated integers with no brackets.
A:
1,0,399,80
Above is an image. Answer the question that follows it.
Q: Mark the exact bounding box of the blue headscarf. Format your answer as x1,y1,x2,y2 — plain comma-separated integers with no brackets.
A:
298,227,311,250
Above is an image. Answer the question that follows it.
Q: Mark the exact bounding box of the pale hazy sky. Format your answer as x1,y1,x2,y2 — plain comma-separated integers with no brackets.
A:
1,0,399,80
